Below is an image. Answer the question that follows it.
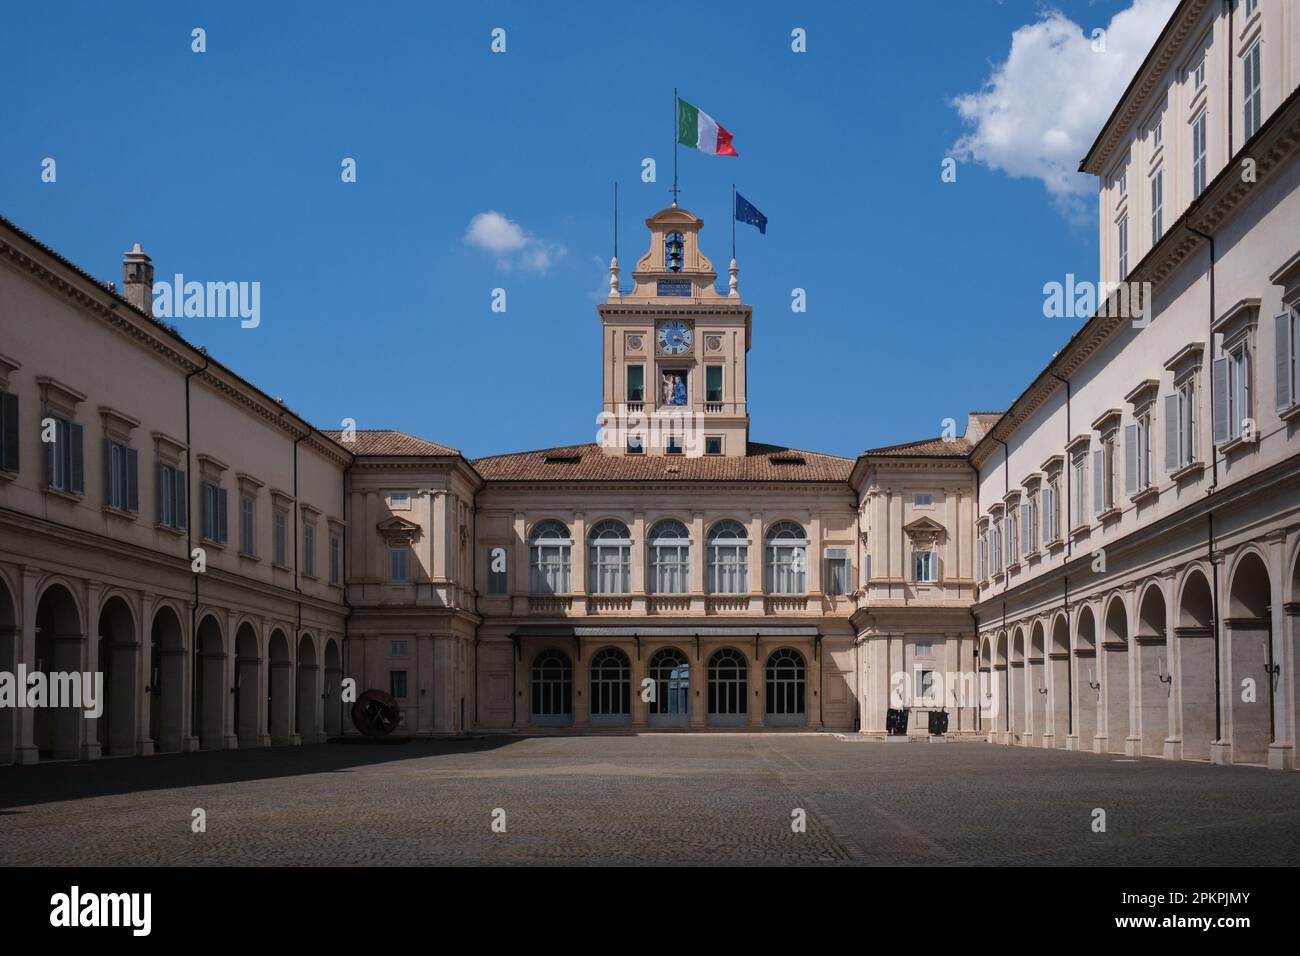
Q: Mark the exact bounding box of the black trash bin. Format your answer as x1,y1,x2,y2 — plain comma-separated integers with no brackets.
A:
927,710,949,736
886,707,911,736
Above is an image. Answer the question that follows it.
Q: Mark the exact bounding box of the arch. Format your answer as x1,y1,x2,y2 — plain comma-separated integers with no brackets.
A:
530,648,573,726
296,632,320,743
234,622,260,747
1135,583,1169,757
0,574,17,764
323,638,343,738
1176,567,1215,760
1049,613,1070,748
267,629,292,745
1102,594,1130,754
588,646,631,725
149,605,185,753
765,647,806,726
707,647,748,726
35,582,84,760
1028,620,1047,746
764,521,808,595
1075,605,1098,751
1226,549,1272,764
707,520,749,594
648,519,691,595
96,594,138,756
588,520,632,595
195,613,225,750
1009,626,1027,741
648,647,690,727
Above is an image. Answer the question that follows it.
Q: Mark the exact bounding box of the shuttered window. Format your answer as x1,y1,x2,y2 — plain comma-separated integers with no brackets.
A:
157,462,187,529
1276,308,1298,412
103,438,139,512
201,480,228,544
0,391,18,474
45,415,84,495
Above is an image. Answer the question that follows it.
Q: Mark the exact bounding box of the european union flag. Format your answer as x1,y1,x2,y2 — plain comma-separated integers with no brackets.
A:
734,191,767,235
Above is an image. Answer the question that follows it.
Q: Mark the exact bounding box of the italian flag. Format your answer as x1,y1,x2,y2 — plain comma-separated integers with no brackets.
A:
677,97,739,156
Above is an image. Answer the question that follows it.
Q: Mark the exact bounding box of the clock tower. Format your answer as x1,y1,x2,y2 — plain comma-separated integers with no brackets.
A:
598,206,751,458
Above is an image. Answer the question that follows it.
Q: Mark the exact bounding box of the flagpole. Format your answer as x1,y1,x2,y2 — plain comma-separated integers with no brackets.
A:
731,183,736,261
672,88,678,207
614,180,618,259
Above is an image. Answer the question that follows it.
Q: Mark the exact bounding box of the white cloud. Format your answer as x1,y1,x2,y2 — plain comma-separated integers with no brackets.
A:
464,211,565,273
950,0,1178,221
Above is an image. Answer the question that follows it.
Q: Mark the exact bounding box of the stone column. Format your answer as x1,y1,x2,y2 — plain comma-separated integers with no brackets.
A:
423,634,440,734
1266,531,1294,770
690,511,705,615
689,636,705,729
630,643,648,729
223,610,239,750
748,640,764,728
573,639,590,729
747,512,763,614
13,567,39,763
82,580,102,761
136,591,156,756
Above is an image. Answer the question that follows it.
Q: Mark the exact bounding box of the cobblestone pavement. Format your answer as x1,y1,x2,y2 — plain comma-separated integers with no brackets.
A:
3,735,1299,866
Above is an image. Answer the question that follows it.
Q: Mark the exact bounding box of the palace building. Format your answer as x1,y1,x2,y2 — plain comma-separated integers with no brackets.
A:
1,0,1298,768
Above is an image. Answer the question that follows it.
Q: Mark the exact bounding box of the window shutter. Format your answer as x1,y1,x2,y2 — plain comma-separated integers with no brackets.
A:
69,422,84,494
1212,356,1229,444
103,437,113,504
0,392,17,473
1020,503,1030,553
1124,424,1137,496
176,469,188,529
156,461,165,523
126,448,139,512
218,487,228,543
1092,450,1104,516
1276,310,1294,410
1163,395,1180,473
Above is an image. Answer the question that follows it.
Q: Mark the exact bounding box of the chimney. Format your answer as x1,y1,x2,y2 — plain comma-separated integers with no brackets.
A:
122,243,154,315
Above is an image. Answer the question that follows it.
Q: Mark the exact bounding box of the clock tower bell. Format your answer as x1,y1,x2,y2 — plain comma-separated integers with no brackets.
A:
598,206,751,458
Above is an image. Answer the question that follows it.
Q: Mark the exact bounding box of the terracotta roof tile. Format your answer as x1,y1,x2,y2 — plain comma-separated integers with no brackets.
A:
472,442,853,482
859,436,973,458
322,429,459,457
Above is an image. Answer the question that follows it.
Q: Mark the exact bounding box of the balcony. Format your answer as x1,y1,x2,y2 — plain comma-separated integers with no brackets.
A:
587,595,633,614
648,595,691,615
528,595,572,615
764,595,808,614
705,595,750,614
704,402,724,414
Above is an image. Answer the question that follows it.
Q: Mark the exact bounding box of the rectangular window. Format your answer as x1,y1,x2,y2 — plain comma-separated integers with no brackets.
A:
915,641,934,657
387,491,410,511
487,547,508,594
1245,0,1258,17
390,546,409,582
0,390,17,473
1071,453,1088,527
1192,111,1208,198
1118,166,1127,197
705,365,723,402
626,365,644,403
912,550,937,584
329,533,341,584
1118,215,1129,278
916,669,936,705
626,435,644,455
977,532,988,581
1227,343,1250,440
1278,308,1299,411
824,548,850,596
1127,412,1153,495
303,523,316,576
704,436,723,455
389,640,409,657
1180,379,1198,464
913,492,933,507
240,494,255,554
1194,56,1206,90
1150,169,1164,243
157,462,186,529
389,670,408,699
200,480,227,544
44,415,84,495
1152,118,1162,149
103,439,138,513
1243,40,1262,140
665,436,683,455
273,510,288,565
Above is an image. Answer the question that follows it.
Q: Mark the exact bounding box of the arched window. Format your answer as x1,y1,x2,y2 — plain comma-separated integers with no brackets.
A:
707,648,748,722
529,520,571,594
530,649,572,722
648,648,690,718
765,521,807,594
649,519,690,594
765,648,806,721
588,520,632,594
707,520,749,594
589,647,631,720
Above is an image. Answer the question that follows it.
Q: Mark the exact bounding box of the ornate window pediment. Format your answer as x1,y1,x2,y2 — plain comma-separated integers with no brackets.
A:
902,516,945,549
377,515,421,543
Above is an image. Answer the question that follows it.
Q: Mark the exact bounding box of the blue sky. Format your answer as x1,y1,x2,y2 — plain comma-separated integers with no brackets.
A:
0,0,1178,459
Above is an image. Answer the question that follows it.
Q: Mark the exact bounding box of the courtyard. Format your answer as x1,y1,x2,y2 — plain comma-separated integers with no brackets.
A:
2,734,1299,866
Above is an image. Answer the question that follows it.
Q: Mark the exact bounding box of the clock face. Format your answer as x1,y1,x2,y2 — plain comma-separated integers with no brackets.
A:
657,320,692,355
